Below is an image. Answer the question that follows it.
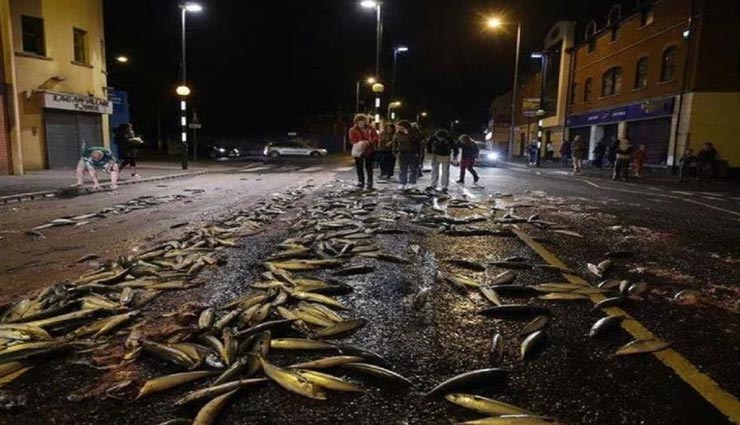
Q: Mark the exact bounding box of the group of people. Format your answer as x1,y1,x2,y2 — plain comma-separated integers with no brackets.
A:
72,123,143,190
349,114,481,192
679,143,721,183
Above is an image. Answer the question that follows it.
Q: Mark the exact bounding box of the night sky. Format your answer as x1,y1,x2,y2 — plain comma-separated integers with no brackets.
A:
104,0,629,142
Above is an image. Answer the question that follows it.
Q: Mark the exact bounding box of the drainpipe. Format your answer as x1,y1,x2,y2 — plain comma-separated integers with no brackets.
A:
0,2,24,175
671,0,697,174
564,42,577,144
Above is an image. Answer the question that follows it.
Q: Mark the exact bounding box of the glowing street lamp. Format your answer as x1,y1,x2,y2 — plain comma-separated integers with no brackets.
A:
177,2,203,170
387,101,401,120
356,76,379,113
416,111,428,123
486,17,503,29
115,55,129,63
176,85,191,96
184,2,203,12
360,1,384,119
392,45,409,99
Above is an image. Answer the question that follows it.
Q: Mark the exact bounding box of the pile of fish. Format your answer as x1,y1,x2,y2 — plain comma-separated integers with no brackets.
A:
29,192,202,235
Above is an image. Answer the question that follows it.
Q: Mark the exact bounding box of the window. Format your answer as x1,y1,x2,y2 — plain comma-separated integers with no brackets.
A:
73,28,88,64
569,83,577,105
660,46,677,82
21,16,45,56
634,57,648,89
584,78,593,102
601,67,622,96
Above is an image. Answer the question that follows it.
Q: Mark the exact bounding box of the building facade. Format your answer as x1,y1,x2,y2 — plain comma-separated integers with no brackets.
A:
566,0,740,167
0,0,109,175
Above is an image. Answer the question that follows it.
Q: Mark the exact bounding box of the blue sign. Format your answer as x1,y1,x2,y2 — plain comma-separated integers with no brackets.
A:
566,97,675,127
108,90,130,157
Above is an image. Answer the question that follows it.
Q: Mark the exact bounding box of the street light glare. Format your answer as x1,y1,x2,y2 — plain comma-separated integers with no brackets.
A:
360,1,378,8
396,46,409,52
421,112,428,117
184,3,203,12
487,17,503,28
115,55,129,63
367,77,377,84
176,85,191,96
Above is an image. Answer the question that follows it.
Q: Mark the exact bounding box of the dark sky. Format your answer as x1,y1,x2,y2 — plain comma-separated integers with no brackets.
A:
104,0,626,141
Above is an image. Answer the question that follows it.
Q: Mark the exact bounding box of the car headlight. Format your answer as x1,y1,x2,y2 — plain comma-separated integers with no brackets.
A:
486,152,499,160
218,148,226,153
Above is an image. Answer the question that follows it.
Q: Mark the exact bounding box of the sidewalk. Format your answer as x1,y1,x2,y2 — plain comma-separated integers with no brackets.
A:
0,162,211,203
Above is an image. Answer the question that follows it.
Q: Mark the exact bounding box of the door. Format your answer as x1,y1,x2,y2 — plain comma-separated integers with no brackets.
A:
602,124,618,145
627,118,671,165
45,111,103,169
569,126,591,143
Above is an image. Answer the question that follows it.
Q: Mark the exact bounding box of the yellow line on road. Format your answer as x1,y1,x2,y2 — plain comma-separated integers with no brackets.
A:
513,228,740,424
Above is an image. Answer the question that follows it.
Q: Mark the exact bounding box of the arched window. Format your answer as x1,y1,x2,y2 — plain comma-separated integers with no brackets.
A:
660,46,677,82
608,5,622,25
584,78,593,102
634,57,648,89
602,67,622,96
585,21,597,53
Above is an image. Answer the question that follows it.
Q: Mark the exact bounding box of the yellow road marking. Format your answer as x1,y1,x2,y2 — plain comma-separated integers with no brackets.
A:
513,228,740,424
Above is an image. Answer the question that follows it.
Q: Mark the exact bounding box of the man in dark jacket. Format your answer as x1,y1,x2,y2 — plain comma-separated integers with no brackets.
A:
559,139,572,168
392,121,423,189
593,138,606,169
117,123,143,178
696,142,720,182
456,135,480,185
377,124,395,179
426,129,459,193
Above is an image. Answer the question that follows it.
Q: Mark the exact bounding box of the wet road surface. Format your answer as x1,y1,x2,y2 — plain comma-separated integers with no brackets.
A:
0,160,738,425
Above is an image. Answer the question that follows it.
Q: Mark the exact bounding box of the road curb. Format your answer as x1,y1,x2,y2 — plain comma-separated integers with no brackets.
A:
0,170,209,205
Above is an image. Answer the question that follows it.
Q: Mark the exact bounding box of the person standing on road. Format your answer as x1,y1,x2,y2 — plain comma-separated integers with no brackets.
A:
593,138,606,169
571,135,586,174
678,147,697,182
377,124,395,180
545,141,555,161
425,129,458,193
411,123,425,179
696,142,720,183
612,138,633,181
456,134,480,185
632,144,648,177
72,147,120,190
392,120,422,190
559,138,572,168
117,123,144,178
349,114,379,190
606,138,619,169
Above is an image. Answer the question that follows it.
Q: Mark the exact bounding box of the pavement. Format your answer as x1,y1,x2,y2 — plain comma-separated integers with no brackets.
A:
0,157,738,425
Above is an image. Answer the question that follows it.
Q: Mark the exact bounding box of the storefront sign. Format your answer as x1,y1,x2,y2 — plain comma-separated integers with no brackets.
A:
40,92,113,114
566,97,674,127
522,98,541,117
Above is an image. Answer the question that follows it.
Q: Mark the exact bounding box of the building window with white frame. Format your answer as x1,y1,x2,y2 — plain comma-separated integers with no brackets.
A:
634,57,648,89
21,16,46,56
660,46,677,82
601,67,622,96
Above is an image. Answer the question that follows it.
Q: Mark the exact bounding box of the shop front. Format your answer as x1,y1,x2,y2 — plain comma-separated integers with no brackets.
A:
39,91,112,169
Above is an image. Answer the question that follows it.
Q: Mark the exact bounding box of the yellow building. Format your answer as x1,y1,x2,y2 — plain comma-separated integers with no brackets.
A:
1,0,109,174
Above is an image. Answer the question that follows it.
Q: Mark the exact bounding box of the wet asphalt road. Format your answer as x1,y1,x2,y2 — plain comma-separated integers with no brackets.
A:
0,159,738,425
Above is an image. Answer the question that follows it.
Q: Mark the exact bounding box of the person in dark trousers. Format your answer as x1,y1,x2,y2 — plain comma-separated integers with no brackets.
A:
559,139,572,168
606,138,619,168
392,120,423,190
411,123,425,179
528,141,538,165
349,114,379,190
678,147,697,182
696,142,719,183
377,124,395,179
117,123,144,178
456,134,480,185
426,129,459,193
593,138,606,169
612,138,633,181
571,135,587,173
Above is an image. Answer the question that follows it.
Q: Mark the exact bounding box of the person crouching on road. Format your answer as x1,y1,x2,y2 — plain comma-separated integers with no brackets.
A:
456,135,480,185
377,123,396,179
426,129,458,193
393,120,422,190
612,138,633,181
349,114,379,190
72,147,120,190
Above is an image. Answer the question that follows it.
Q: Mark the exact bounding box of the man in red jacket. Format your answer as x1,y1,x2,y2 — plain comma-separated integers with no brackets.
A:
349,114,379,190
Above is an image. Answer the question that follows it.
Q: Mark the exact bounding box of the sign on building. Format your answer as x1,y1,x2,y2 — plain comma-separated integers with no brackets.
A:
522,98,542,117
40,91,113,115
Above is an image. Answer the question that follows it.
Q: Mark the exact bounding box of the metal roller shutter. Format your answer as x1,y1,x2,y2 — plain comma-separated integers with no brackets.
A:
45,111,103,169
627,118,671,165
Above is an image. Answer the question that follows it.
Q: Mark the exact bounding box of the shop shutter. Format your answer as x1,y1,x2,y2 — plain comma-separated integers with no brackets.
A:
45,111,80,169
627,118,671,165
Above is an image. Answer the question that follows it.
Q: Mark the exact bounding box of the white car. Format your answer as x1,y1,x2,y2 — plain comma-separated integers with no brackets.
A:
475,142,500,167
263,142,328,158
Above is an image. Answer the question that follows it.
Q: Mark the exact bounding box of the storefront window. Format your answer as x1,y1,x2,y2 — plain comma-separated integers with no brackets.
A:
602,67,622,96
635,57,648,89
660,46,677,82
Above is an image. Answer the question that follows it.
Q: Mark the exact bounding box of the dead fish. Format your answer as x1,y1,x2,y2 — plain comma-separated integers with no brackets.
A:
192,389,238,425
597,279,621,289
456,415,560,424
336,345,392,369
341,362,410,385
591,296,632,312
490,333,504,363
424,368,508,398
587,263,604,278
674,290,702,305
589,315,625,337
479,285,502,306
479,305,551,320
175,378,267,406
445,393,535,416
488,285,538,296
312,318,367,338
288,355,364,369
260,357,326,400
198,309,215,330
538,293,589,301
73,254,100,264
520,330,546,360
333,265,375,276
628,282,649,297
490,271,516,285
375,254,412,264
412,287,431,310
597,259,613,273
294,369,363,392
448,259,487,272
519,316,549,336
137,371,214,398
611,339,671,358
270,338,336,350
552,229,583,238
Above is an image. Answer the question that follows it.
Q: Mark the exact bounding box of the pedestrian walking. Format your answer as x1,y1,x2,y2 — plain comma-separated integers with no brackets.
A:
632,144,648,177
571,135,586,174
72,146,120,190
377,124,396,179
411,123,425,179
456,134,480,185
696,142,720,183
592,138,606,169
612,138,633,181
678,147,697,182
349,114,379,190
527,141,538,166
606,138,619,168
545,142,555,161
116,123,144,178
559,139,572,168
393,120,423,190
425,129,459,193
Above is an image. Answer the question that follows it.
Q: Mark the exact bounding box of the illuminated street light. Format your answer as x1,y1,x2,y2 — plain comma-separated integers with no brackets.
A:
356,76,379,113
184,2,203,12
360,0,383,120
387,101,402,120
178,2,203,170
360,1,378,8
115,55,129,63
487,17,503,29
531,52,543,59
176,85,191,96
392,45,409,99
367,77,377,84
416,111,428,122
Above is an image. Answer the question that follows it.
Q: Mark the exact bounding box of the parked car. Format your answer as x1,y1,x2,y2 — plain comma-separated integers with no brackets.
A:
475,142,500,167
208,145,242,159
263,142,328,158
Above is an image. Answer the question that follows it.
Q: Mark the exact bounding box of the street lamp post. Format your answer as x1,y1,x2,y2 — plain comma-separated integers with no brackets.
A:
392,46,408,99
355,76,376,113
387,101,401,121
486,17,521,161
178,2,202,170
361,1,383,122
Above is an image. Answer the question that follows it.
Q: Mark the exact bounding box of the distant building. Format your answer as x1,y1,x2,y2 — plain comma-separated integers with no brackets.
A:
0,0,109,175
566,0,740,167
